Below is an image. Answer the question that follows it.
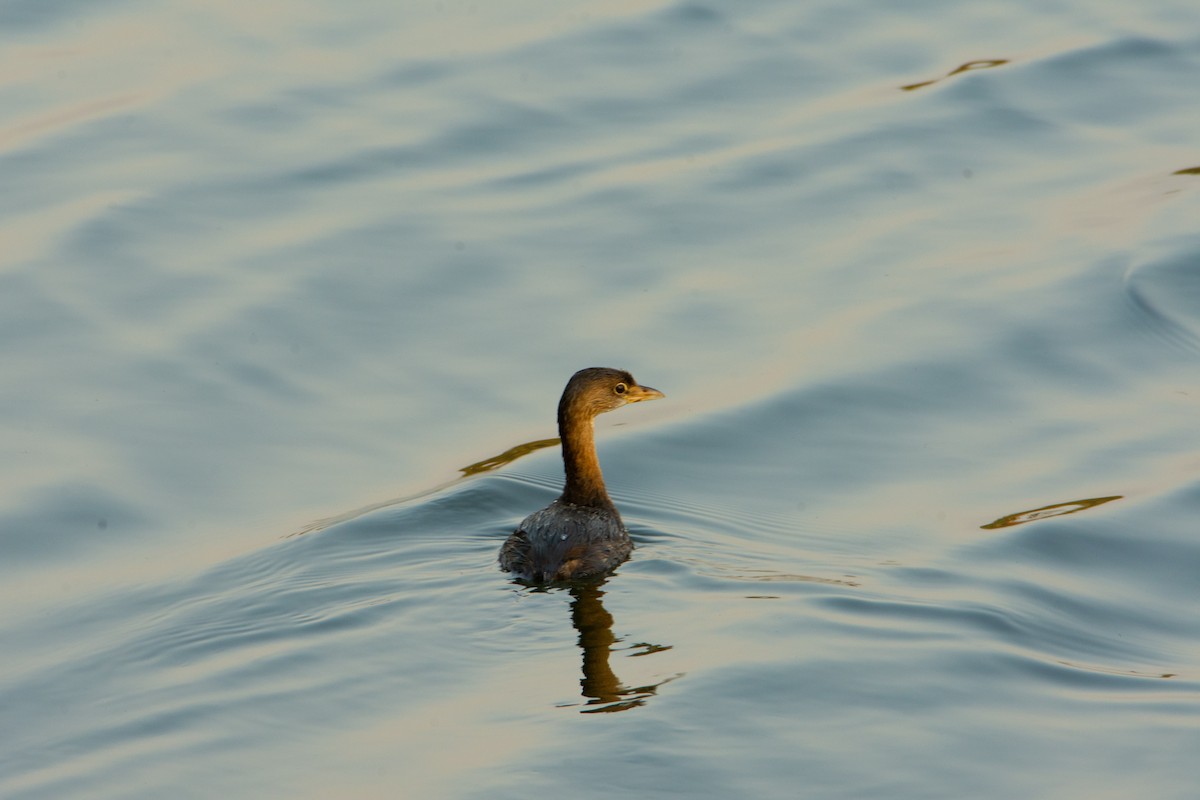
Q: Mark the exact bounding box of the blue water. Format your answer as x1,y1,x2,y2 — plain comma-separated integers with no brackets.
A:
3,1,1200,797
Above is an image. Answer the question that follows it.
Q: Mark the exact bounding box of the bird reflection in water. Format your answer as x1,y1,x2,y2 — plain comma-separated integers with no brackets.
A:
558,581,678,714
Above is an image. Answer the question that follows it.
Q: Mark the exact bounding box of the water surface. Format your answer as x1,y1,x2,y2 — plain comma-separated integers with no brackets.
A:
3,1,1200,797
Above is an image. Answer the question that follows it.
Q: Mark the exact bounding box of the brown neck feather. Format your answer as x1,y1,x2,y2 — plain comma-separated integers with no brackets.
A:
558,399,614,509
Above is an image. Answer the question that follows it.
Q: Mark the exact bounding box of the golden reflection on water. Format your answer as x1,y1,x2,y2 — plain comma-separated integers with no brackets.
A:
1058,659,1177,680
459,437,560,476
981,495,1122,529
289,437,561,536
901,59,1010,91
0,93,142,150
727,569,860,587
556,583,679,714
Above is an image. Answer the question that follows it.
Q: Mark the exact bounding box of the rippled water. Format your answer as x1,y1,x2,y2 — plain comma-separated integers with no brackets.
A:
4,1,1200,797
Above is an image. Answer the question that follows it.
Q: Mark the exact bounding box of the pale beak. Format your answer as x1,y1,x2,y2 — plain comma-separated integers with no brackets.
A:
625,384,664,403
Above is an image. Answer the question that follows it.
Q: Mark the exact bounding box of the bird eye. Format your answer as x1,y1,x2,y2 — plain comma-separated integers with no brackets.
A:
614,383,627,395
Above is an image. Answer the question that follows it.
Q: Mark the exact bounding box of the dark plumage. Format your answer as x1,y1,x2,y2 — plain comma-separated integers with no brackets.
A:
499,367,664,583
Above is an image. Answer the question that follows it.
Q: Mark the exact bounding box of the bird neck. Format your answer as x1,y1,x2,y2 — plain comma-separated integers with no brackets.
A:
558,407,614,509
